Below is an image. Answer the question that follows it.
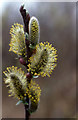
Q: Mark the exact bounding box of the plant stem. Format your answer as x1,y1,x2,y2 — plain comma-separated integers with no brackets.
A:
24,103,30,120
20,5,32,120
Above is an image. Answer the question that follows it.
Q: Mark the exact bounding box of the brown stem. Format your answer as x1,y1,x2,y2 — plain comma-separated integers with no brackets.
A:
20,5,32,120
24,104,30,120
25,39,33,120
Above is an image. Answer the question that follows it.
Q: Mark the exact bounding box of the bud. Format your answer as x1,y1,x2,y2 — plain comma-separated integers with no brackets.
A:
19,57,26,66
29,16,40,48
26,72,32,79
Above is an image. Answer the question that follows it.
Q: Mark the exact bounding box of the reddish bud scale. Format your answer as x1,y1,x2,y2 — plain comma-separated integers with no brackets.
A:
20,5,30,33
26,72,32,79
19,57,26,66
26,14,30,23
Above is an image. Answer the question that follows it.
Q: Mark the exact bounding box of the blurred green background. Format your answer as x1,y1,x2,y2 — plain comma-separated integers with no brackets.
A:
2,2,76,118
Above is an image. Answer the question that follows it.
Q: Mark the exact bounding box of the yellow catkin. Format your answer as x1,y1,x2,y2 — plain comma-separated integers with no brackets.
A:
26,80,41,103
29,16,40,46
9,23,26,57
3,66,27,100
28,42,57,77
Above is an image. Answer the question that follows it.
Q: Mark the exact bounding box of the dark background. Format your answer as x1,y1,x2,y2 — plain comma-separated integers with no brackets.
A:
2,2,76,118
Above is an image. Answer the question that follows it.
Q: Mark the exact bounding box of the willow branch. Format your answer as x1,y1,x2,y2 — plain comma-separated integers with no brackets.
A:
20,5,32,120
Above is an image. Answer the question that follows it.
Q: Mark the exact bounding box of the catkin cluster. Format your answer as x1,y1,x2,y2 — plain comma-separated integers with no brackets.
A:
3,14,57,113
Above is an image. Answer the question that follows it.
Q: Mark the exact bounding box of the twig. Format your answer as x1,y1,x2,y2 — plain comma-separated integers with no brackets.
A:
20,5,32,120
